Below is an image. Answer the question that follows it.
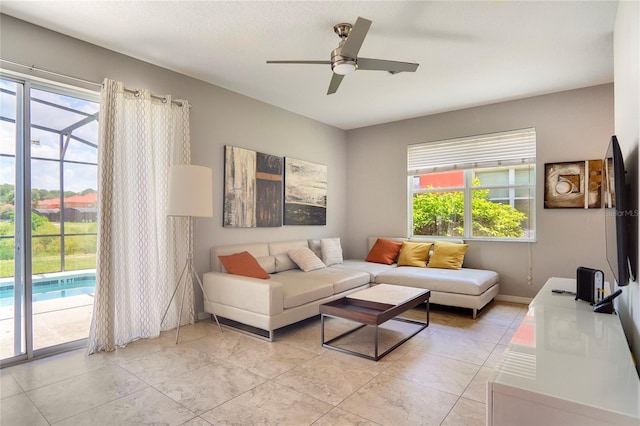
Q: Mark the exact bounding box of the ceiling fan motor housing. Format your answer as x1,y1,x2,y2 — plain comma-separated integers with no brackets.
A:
331,43,357,74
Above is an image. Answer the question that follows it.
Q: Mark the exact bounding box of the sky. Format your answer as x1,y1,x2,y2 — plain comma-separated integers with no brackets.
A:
0,79,99,193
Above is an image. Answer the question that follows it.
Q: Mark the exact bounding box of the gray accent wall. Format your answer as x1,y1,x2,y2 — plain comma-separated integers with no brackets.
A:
345,84,614,300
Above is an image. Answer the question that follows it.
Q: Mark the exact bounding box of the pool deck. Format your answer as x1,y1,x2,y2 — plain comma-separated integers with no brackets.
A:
0,294,93,359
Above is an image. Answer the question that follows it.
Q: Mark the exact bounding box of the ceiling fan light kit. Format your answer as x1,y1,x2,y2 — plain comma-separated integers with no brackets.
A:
267,17,419,94
331,52,357,75
332,61,357,75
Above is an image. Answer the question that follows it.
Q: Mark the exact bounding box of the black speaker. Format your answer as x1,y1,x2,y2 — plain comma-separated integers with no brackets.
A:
575,267,604,305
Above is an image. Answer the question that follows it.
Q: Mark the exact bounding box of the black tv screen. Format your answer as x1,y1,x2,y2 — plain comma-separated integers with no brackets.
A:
603,135,633,286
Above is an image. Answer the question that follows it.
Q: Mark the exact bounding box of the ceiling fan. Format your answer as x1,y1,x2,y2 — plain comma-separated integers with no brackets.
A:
267,17,420,95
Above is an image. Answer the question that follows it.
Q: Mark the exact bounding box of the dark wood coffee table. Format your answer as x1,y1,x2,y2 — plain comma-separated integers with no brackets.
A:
320,284,430,361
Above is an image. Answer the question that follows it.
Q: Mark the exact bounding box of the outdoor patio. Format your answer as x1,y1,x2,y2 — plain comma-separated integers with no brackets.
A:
0,293,93,359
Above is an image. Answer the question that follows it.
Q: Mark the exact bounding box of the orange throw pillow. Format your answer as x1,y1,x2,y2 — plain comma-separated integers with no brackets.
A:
218,251,270,279
365,238,403,265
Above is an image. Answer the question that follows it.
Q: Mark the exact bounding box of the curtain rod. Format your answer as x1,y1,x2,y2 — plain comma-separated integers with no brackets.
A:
0,58,102,87
1,58,189,108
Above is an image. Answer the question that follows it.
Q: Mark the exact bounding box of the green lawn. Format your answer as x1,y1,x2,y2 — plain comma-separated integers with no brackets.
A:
0,221,97,278
0,254,96,278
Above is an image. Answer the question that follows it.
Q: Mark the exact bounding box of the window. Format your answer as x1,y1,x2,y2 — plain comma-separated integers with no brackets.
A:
408,128,536,241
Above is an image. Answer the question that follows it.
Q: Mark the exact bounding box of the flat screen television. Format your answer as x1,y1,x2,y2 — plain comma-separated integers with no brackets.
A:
603,135,635,286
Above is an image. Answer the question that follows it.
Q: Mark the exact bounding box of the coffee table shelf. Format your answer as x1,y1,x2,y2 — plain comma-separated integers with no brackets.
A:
320,284,430,361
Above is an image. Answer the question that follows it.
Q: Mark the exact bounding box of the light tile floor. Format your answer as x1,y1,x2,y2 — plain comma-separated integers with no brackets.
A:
0,301,527,425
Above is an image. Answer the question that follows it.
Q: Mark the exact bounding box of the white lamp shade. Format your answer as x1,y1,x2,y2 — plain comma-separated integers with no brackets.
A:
167,164,213,217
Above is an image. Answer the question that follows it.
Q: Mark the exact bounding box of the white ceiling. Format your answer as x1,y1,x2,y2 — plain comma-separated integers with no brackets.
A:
1,1,618,130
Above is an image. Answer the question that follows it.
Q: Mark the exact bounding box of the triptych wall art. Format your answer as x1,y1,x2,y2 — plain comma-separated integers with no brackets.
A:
223,145,327,227
544,159,603,209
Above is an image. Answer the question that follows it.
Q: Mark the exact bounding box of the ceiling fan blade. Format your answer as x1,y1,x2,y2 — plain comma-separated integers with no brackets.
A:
327,73,345,95
341,17,372,59
266,60,331,64
357,57,419,73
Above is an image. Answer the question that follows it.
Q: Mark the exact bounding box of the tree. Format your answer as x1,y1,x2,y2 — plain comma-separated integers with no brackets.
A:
413,183,526,238
469,188,527,238
0,204,13,221
0,184,14,205
31,212,50,231
413,191,464,236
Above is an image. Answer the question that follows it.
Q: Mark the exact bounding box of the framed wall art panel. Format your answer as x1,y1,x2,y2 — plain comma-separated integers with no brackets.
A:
544,160,603,209
255,152,283,227
223,145,283,227
284,157,327,225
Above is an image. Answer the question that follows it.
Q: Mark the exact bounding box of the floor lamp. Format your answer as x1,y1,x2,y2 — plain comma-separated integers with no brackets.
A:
162,164,221,344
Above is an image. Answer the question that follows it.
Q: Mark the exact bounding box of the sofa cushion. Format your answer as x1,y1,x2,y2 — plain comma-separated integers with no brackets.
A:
212,243,270,273
288,247,326,272
303,267,369,293
275,274,334,309
218,251,270,279
269,240,309,272
377,267,499,296
365,238,403,264
254,255,276,274
332,260,396,282
397,242,433,267
278,268,369,294
308,239,322,259
321,238,343,266
427,241,469,270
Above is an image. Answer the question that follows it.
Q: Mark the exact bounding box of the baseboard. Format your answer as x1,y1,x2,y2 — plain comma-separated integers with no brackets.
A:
495,294,532,305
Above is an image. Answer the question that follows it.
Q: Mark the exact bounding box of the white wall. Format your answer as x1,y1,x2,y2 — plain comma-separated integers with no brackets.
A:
0,15,348,313
345,85,615,299
614,0,640,370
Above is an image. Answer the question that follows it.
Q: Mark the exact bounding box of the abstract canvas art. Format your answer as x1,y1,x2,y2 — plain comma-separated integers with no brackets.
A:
284,157,327,225
544,160,603,209
223,145,283,227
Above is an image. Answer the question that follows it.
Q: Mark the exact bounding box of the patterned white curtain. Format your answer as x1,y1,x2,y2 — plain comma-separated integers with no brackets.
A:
87,79,193,354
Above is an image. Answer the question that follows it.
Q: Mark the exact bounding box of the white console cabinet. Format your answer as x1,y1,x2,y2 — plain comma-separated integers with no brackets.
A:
487,277,640,425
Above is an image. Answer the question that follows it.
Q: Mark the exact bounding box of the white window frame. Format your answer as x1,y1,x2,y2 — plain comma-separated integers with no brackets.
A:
408,128,536,242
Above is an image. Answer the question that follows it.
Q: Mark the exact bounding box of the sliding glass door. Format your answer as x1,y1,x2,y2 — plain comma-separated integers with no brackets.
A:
0,75,99,364
0,78,25,360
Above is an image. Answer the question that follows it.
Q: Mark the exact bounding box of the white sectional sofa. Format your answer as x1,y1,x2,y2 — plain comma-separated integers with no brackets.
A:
202,237,499,340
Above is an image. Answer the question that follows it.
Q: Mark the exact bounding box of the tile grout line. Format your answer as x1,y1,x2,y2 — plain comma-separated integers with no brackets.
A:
38,363,163,425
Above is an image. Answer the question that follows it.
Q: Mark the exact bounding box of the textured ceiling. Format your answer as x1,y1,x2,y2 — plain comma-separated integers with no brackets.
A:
1,1,618,130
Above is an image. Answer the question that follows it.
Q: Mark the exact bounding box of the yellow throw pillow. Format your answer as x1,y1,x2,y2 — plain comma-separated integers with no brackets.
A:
397,242,433,267
427,241,469,270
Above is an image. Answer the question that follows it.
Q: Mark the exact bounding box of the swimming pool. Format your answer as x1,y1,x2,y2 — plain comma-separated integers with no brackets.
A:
0,271,96,307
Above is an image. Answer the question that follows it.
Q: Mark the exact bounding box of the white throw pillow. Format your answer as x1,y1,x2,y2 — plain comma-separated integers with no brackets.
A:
287,247,326,272
321,238,343,266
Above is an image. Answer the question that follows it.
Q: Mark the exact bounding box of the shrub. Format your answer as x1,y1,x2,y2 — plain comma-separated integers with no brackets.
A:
413,186,526,238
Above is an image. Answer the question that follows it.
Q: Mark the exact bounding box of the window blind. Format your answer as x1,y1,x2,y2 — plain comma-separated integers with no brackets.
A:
408,128,536,175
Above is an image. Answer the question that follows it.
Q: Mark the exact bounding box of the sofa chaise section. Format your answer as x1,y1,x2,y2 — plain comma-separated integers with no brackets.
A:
333,237,500,319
